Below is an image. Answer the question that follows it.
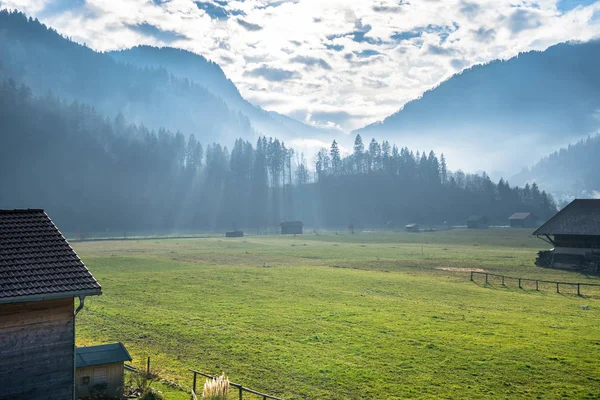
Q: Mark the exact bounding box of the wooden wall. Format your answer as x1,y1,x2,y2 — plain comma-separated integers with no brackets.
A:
75,362,125,399
0,298,74,400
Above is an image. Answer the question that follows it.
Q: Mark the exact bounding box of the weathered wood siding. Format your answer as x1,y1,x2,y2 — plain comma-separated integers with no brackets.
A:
75,362,125,399
0,298,74,400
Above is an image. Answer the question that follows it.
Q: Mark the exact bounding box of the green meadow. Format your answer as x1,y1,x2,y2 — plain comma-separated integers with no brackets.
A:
73,229,600,399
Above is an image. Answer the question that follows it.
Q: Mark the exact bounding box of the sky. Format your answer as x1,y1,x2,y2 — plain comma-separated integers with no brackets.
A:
2,0,600,133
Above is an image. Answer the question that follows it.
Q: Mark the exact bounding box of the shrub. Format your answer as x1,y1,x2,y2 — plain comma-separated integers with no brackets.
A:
140,388,164,400
202,374,230,400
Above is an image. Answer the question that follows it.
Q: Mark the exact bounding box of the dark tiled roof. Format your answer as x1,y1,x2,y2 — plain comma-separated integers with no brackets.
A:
76,343,132,368
533,199,600,236
0,209,101,302
509,212,534,220
280,221,303,226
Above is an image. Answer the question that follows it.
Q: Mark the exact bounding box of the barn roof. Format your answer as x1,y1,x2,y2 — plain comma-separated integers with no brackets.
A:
76,342,132,368
280,221,303,226
509,212,534,220
0,209,101,303
467,215,488,222
533,199,600,236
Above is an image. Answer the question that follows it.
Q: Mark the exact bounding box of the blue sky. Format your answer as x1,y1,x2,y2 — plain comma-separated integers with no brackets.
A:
2,0,600,132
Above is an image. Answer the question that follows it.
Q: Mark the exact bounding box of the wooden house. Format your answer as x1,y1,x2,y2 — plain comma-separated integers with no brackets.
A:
281,221,303,235
0,209,102,400
225,230,244,238
509,212,538,228
75,343,132,399
533,199,600,270
405,223,420,233
467,215,489,229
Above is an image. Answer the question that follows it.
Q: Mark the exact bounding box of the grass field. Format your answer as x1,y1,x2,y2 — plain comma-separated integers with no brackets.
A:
73,229,600,399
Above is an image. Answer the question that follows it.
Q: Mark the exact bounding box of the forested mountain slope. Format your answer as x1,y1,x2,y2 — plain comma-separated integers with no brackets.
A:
512,134,600,200
109,46,332,139
354,41,600,173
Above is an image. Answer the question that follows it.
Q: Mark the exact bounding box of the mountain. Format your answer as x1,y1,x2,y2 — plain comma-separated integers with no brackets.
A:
354,40,600,174
512,134,600,201
0,10,329,144
109,45,336,141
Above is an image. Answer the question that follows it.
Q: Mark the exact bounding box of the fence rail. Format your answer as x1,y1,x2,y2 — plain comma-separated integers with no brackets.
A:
190,369,284,400
470,271,600,296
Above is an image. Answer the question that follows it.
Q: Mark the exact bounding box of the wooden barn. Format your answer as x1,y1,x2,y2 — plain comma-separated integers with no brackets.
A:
75,343,132,399
405,223,420,233
509,212,538,228
225,230,244,238
281,221,303,235
0,209,102,400
533,199,600,270
467,215,489,229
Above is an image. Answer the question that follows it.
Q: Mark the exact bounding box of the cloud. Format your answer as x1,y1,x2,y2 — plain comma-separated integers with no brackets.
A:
507,9,543,33
124,22,187,43
194,1,244,20
245,65,299,81
472,27,496,42
290,55,332,70
237,18,262,31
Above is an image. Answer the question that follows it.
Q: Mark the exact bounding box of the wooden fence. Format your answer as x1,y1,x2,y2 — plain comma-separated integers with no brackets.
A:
470,271,600,296
190,369,283,400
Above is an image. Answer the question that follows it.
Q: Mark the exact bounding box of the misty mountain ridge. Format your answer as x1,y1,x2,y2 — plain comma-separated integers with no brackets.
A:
354,40,600,176
0,10,330,144
512,133,600,202
109,45,335,140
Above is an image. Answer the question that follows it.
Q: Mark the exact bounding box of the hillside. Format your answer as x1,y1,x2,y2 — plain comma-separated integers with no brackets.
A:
0,10,327,143
109,45,333,140
354,40,600,174
512,134,600,200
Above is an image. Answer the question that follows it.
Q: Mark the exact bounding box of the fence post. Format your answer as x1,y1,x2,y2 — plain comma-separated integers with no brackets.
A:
239,386,243,400
556,282,560,293
470,271,473,281
485,273,488,284
193,371,197,395
578,283,581,296
147,357,151,375
501,275,505,286
518,278,521,289
536,280,539,291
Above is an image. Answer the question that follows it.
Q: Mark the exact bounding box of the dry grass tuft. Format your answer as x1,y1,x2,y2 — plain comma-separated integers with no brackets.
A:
201,374,230,400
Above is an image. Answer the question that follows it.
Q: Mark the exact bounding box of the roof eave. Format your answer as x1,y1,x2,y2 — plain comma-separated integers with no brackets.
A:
0,288,102,304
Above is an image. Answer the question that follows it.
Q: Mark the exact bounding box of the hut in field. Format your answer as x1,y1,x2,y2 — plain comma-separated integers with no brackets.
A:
533,199,600,270
0,209,102,400
281,221,303,235
75,343,132,399
509,212,538,228
405,223,420,233
225,230,244,238
467,215,489,229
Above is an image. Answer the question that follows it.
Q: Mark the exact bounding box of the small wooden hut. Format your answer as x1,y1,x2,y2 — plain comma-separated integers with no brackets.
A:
467,215,489,229
281,221,303,235
225,230,244,238
405,223,420,233
509,212,538,228
75,342,132,399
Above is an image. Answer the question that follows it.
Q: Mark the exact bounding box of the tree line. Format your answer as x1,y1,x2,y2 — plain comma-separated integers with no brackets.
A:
0,79,557,234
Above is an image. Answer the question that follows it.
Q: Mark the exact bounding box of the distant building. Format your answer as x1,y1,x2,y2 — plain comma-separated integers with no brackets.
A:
533,199,600,270
281,221,303,235
225,230,244,238
405,223,420,233
75,342,132,399
0,209,102,400
509,212,538,228
467,215,489,229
